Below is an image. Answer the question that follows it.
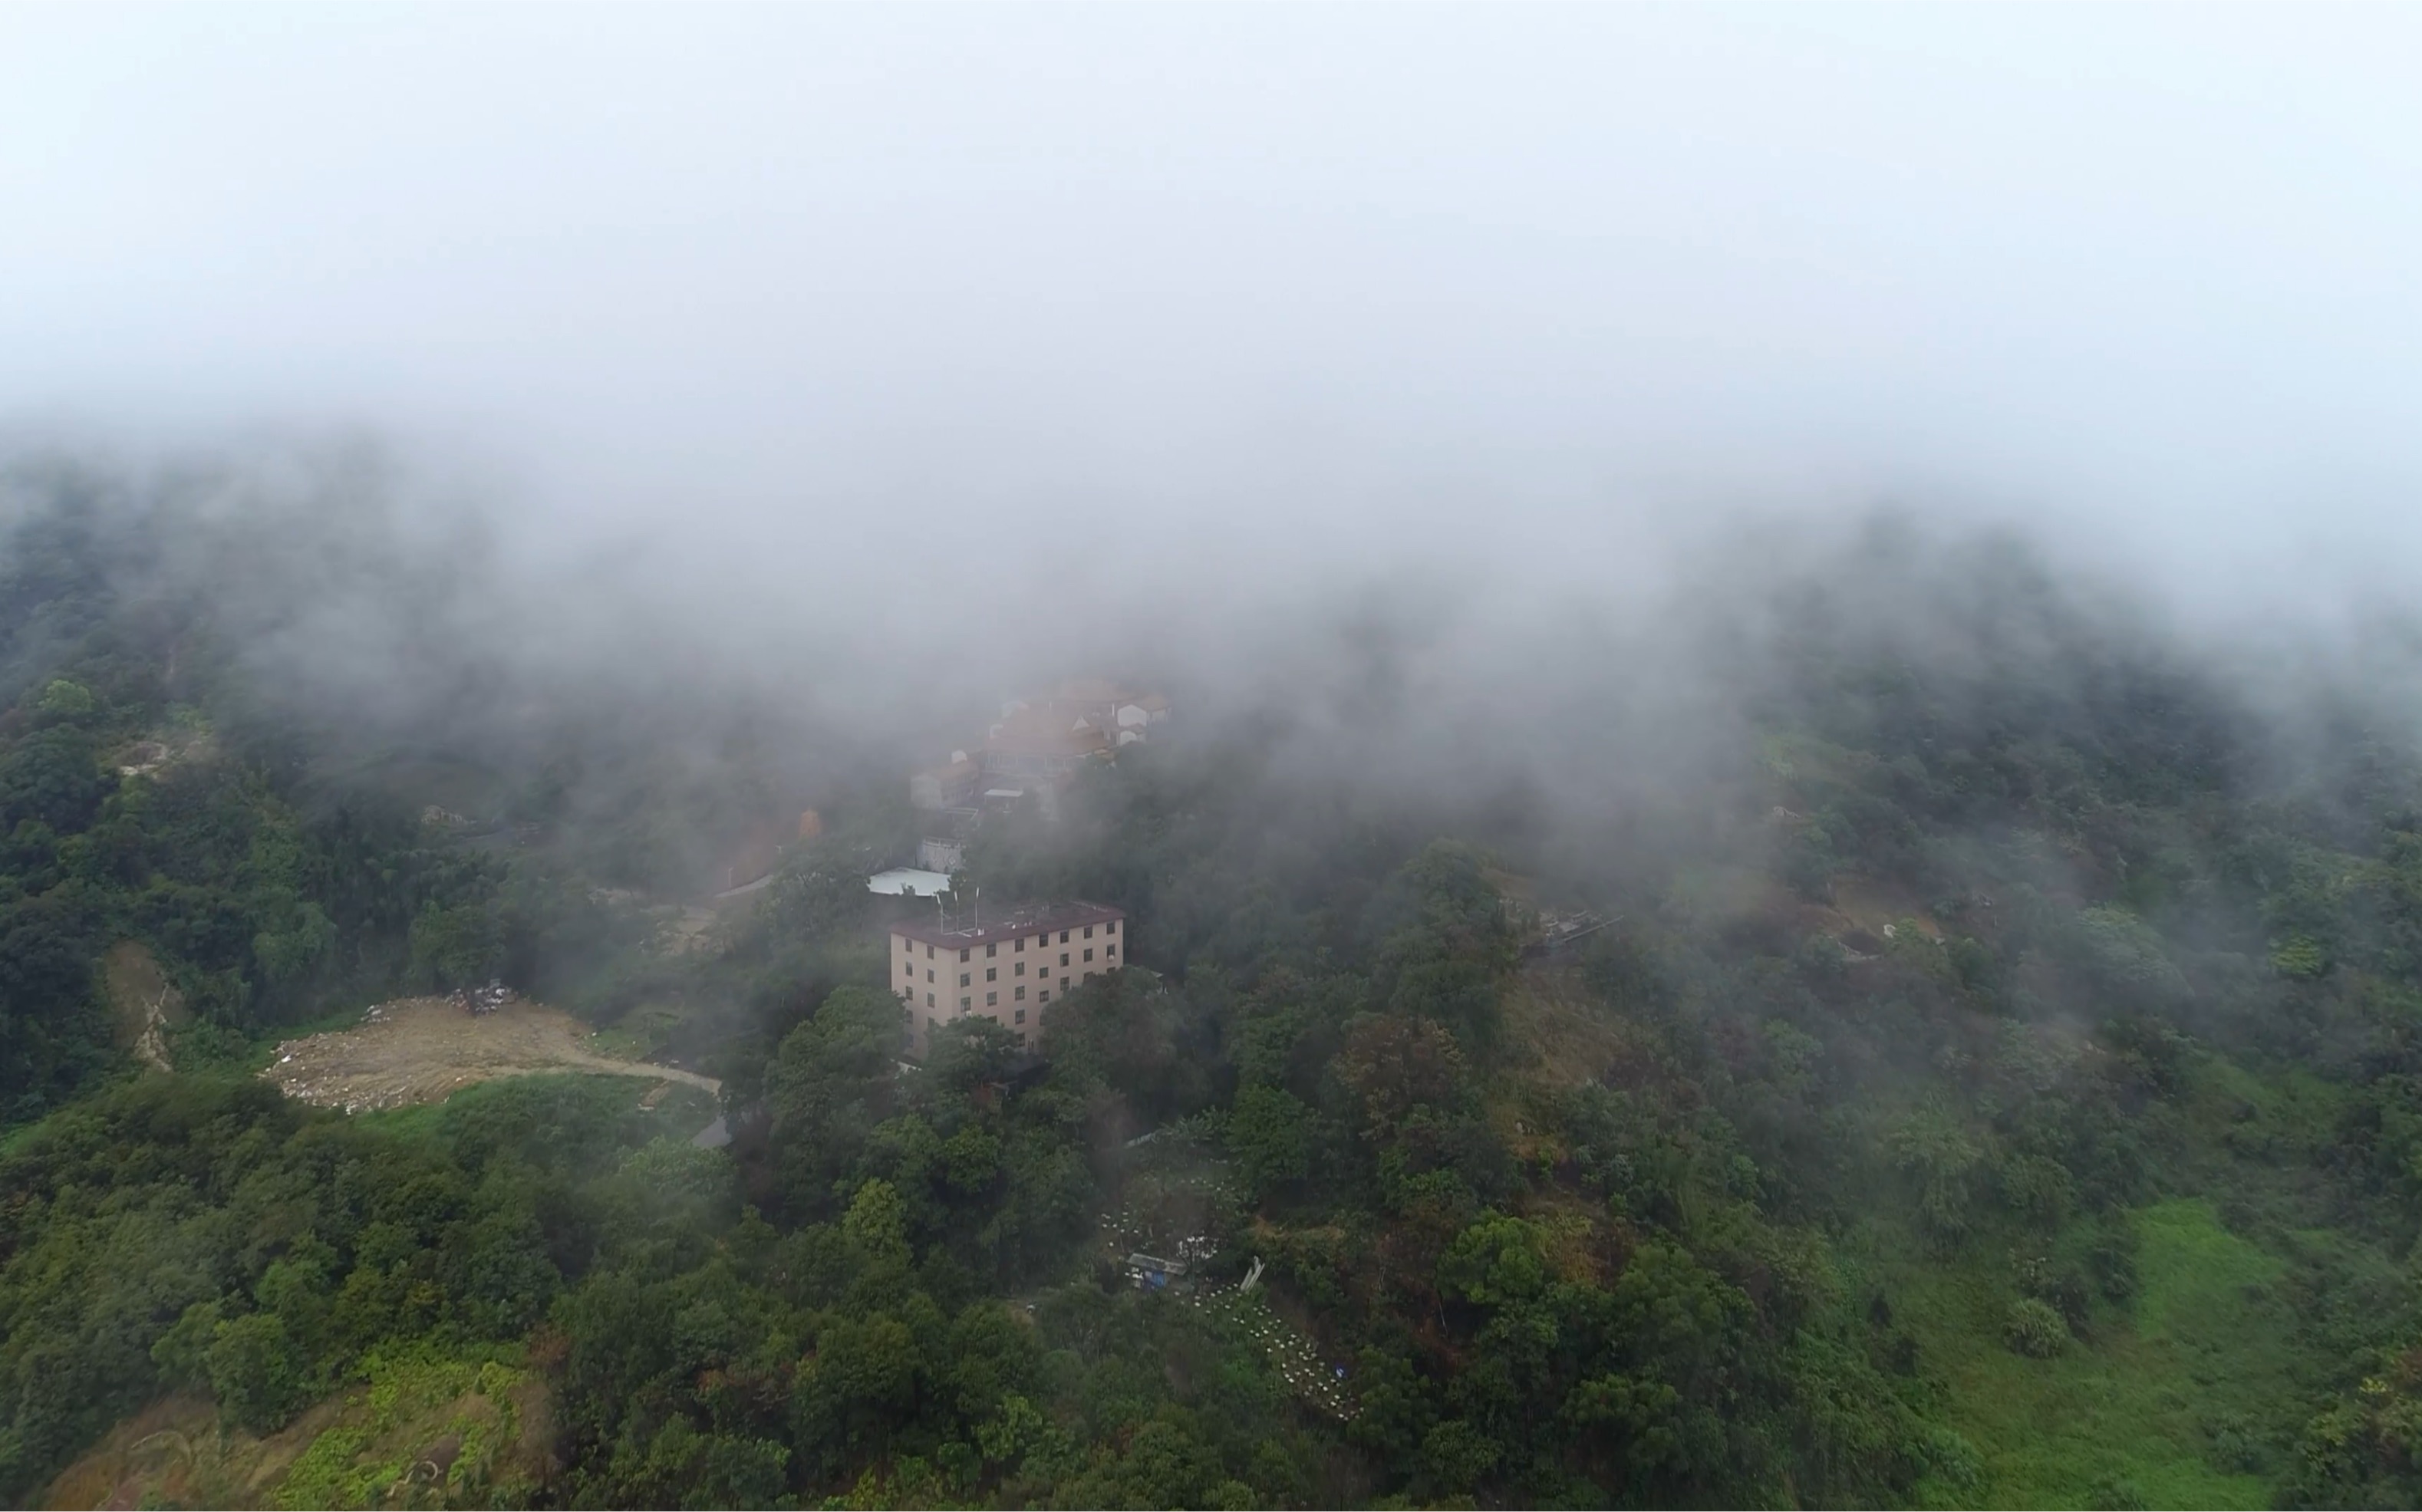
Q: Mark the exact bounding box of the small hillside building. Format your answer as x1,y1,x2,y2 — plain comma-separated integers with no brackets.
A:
1030,680,1171,743
910,753,980,811
982,705,1114,782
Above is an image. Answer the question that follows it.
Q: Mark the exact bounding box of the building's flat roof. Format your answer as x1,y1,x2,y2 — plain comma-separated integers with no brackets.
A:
868,867,955,897
889,899,1124,950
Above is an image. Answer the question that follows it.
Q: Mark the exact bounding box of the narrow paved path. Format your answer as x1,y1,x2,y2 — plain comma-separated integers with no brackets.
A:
529,1046,720,1094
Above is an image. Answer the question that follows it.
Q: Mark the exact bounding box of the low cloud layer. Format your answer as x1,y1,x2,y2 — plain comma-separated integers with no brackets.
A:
3,3,2420,697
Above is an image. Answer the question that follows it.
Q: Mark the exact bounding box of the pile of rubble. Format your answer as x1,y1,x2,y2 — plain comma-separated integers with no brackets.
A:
449,978,517,1016
1525,910,1612,957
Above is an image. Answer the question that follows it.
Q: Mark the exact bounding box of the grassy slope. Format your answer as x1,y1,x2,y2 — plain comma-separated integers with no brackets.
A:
1501,957,2354,1508
351,1067,719,1141
1887,1197,2282,1510
1877,1041,2382,1510
41,1349,546,1510
1485,837,2417,1512
36,1073,725,1510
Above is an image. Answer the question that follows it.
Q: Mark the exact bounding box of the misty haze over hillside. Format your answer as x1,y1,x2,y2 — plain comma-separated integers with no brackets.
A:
12,8,2422,1512
5,0,2420,1059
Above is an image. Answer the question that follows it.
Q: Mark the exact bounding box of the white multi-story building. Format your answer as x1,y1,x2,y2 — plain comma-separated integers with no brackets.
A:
890,901,1127,1057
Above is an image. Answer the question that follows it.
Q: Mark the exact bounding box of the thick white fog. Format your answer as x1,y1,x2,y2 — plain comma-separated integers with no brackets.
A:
3,2,2419,683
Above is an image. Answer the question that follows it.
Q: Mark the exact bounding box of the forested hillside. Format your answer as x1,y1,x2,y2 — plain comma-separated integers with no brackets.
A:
8,463,2422,1508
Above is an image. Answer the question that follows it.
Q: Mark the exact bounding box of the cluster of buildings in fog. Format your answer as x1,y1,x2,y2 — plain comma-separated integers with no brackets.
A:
871,679,1168,1056
872,678,1169,888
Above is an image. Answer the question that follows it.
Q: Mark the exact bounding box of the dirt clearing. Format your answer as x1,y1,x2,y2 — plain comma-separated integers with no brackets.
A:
264,996,720,1114
102,940,185,1073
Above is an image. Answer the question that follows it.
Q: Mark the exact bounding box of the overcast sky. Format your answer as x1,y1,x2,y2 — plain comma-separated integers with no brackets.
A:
3,2,2418,645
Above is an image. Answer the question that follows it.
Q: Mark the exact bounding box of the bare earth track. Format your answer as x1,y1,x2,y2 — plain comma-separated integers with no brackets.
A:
264,996,719,1113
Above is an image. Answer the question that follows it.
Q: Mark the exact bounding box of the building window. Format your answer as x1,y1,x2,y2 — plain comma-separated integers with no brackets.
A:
925,944,934,958
902,960,912,975
926,969,934,983
1015,936,1026,952
960,996,970,1010
927,1015,935,1029
1084,925,1094,939
1015,1009,1026,1024
1060,976,1069,990
959,972,970,987
1014,985,1026,1001
925,993,934,1007
987,990,998,1006
1106,919,1118,934
1059,952,1069,967
960,948,970,963
1107,944,1117,958
902,936,912,952
986,942,997,957
986,967,997,982
1059,931,1069,944
1038,990,1050,1003
1014,960,1025,977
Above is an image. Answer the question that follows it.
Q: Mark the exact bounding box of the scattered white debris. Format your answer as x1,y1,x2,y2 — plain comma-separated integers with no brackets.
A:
447,979,517,1016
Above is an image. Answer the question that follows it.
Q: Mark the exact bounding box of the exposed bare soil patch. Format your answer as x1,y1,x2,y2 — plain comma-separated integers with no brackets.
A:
38,1391,358,1510
101,940,185,1072
1498,964,1648,1090
264,997,719,1114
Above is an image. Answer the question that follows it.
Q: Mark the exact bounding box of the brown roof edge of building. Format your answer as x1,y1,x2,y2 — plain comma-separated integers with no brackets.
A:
984,707,1113,756
889,899,1125,950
